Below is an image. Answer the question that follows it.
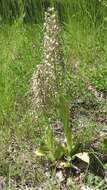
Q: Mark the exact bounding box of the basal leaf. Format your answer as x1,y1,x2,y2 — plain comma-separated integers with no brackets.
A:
59,95,73,153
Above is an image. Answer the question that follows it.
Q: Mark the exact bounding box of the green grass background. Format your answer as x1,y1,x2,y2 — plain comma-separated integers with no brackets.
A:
0,0,107,172
0,0,107,135
0,2,107,186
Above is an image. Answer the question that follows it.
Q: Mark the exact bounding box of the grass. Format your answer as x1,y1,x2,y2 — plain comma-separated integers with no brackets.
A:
0,0,106,23
0,22,41,123
0,1,107,189
0,23,42,172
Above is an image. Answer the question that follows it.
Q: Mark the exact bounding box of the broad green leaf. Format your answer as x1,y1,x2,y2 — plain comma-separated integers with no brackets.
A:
102,138,107,151
45,127,54,151
35,148,55,161
104,163,107,169
35,149,46,157
54,143,67,159
59,95,72,153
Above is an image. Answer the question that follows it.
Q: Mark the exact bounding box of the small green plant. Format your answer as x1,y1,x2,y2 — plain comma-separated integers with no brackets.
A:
34,7,91,167
101,138,107,153
36,95,73,162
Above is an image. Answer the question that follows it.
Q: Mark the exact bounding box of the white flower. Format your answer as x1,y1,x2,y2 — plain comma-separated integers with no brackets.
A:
31,7,64,113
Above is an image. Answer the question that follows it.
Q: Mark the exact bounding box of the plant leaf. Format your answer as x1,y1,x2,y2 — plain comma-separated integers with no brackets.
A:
35,149,46,157
59,95,72,153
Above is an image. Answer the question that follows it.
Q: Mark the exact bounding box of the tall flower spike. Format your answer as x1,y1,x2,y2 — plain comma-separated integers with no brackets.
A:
31,7,64,114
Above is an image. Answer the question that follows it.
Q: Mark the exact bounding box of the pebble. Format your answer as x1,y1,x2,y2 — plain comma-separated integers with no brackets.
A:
56,170,65,183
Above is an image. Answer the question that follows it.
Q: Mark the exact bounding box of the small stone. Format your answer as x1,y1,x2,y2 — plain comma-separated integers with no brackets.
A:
66,177,74,186
45,171,50,178
104,170,107,183
80,185,93,190
0,176,6,190
56,170,65,183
